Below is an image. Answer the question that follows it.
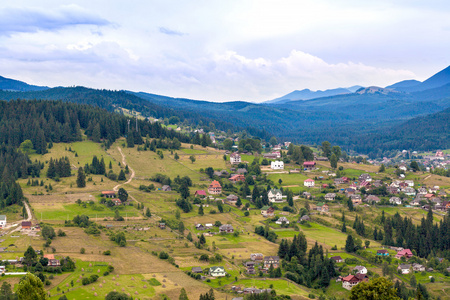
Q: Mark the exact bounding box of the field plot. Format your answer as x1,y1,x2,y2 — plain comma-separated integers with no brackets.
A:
226,278,310,299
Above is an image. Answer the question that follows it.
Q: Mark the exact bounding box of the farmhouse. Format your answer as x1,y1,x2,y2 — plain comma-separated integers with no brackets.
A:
208,180,222,195
331,256,343,263
159,223,166,229
230,153,241,165
350,194,362,204
209,266,226,277
268,189,283,203
303,161,316,170
334,178,345,185
161,185,171,191
304,179,315,187
225,194,239,203
191,267,203,273
101,191,116,198
395,249,413,259
263,256,280,269
412,263,425,272
299,215,311,222
354,273,369,282
21,221,32,229
324,193,336,201
389,197,402,205
365,195,381,204
112,199,122,206
353,266,367,274
270,161,284,170
377,250,389,256
261,206,275,217
315,203,329,212
0,215,6,228
250,253,264,261
342,275,360,290
275,217,289,225
194,190,207,197
195,224,205,230
219,224,234,233
48,259,61,267
397,264,411,274
229,174,245,183
359,173,372,182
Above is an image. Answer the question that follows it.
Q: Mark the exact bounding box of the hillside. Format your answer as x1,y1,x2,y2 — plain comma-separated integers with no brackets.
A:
0,75,49,92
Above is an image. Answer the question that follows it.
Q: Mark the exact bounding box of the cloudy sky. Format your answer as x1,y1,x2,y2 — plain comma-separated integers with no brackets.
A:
1,0,449,102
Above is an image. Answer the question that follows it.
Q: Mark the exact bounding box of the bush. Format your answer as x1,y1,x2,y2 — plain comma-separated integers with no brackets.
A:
80,248,85,254
244,211,250,216
103,271,109,276
81,277,91,285
159,251,169,259
103,250,111,255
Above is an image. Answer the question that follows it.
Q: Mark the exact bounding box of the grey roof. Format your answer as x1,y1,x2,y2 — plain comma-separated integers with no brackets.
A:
0,215,6,221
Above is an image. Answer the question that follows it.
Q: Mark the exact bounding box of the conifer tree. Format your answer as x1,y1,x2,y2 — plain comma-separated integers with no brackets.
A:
76,167,86,188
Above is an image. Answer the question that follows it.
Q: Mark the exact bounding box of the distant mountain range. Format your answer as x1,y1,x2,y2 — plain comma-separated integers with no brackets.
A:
0,75,49,92
1,65,450,156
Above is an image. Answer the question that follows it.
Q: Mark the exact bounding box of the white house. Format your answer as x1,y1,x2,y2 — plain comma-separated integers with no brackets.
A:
275,217,289,225
230,153,241,165
209,266,226,277
271,161,284,170
268,189,284,203
353,266,367,274
389,197,402,205
405,180,414,187
397,264,411,274
304,179,315,187
0,215,6,228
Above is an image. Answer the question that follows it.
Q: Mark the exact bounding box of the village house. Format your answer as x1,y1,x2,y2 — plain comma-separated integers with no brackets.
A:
270,161,284,170
21,221,32,229
208,180,222,195
261,206,275,217
365,195,381,204
112,199,122,206
334,178,345,185
0,215,6,228
405,180,414,187
250,253,264,261
354,273,369,282
268,189,284,203
195,224,205,230
191,267,203,274
387,186,399,194
229,174,245,183
275,217,289,225
324,193,336,201
353,266,367,274
194,190,207,198
345,188,356,196
263,153,278,160
159,223,166,229
298,215,311,222
303,161,316,170
225,194,239,203
342,275,360,290
219,224,234,233
304,178,315,187
101,191,116,198
359,181,370,189
302,192,311,199
263,256,280,269
48,258,61,267
372,180,383,188
412,263,425,272
331,256,344,263
395,249,413,259
205,223,213,229
161,185,171,191
315,203,329,212
389,197,402,205
397,264,411,274
230,153,241,165
377,250,389,256
209,266,226,277
417,187,427,195
350,194,362,205
359,173,372,182
403,187,416,196
237,168,247,175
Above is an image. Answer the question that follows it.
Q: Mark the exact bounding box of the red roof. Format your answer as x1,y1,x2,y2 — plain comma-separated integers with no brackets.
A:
342,275,359,283
303,161,316,166
195,190,207,196
102,191,116,195
209,180,221,188
305,179,314,182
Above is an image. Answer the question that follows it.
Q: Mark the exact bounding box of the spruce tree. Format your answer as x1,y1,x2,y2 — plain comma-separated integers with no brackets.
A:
76,167,86,188
145,207,151,217
118,169,126,181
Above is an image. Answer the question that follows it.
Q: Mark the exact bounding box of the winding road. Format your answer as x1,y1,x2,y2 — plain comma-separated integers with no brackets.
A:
113,147,139,206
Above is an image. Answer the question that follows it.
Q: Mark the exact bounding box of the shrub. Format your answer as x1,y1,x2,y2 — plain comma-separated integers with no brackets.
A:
103,250,111,255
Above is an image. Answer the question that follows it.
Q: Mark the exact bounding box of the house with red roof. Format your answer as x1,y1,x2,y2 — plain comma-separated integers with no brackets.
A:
208,180,222,195
101,191,116,198
342,275,360,290
303,161,316,170
304,178,315,187
229,174,245,183
395,249,413,259
194,190,207,197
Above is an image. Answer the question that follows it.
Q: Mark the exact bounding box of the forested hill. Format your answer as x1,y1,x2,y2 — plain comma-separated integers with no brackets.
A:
0,99,195,209
0,87,268,140
350,106,450,155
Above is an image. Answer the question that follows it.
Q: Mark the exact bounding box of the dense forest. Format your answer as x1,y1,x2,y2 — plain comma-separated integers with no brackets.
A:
0,99,195,209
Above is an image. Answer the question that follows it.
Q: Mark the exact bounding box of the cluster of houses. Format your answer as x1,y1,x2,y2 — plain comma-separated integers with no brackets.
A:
195,223,234,234
101,191,125,206
231,286,272,296
191,266,227,277
242,254,280,275
335,264,369,290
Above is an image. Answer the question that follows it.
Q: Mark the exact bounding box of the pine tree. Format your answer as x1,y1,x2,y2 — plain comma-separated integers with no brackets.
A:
118,169,126,181
198,205,204,216
345,235,355,253
76,167,86,188
145,208,151,217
